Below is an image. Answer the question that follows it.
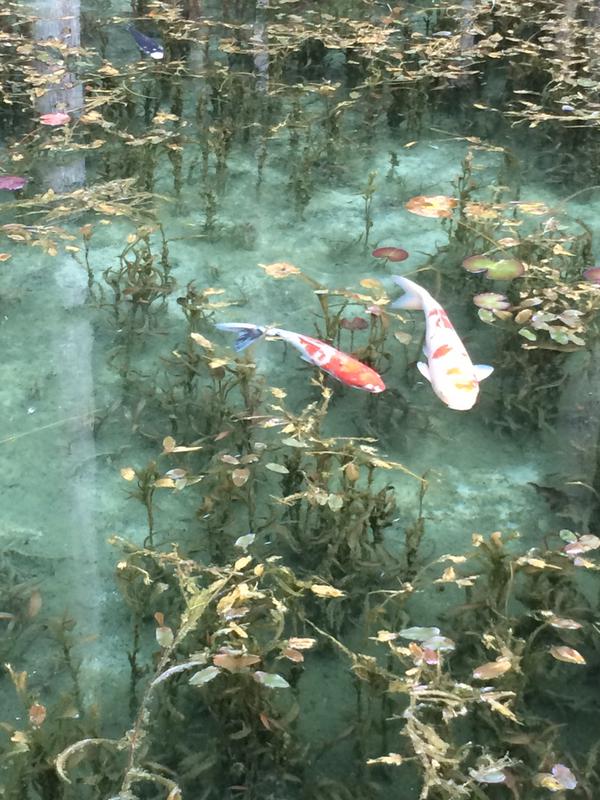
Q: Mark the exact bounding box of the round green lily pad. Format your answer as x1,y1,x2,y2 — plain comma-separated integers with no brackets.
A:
463,255,524,280
473,292,510,310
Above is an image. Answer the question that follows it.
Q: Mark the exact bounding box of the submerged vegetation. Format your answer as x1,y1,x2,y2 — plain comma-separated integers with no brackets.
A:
2,0,600,798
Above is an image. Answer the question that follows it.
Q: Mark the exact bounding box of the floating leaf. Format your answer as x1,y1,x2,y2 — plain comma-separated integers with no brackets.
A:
551,764,577,790
282,647,304,662
212,653,261,672
473,657,512,680
287,637,316,650
120,467,136,481
28,703,46,728
549,646,586,665
405,195,457,218
253,671,290,689
231,468,250,487
546,615,582,630
189,666,220,686
563,534,600,555
259,261,301,278
398,626,440,641
371,247,408,262
310,584,345,598
190,333,214,349
234,533,255,551
0,253,12,261
156,626,174,648
27,590,42,619
40,112,70,126
473,292,510,311
265,462,289,474
367,753,404,766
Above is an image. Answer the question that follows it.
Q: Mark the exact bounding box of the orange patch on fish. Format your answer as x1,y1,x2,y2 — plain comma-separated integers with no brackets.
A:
455,381,477,391
432,344,452,359
446,367,461,375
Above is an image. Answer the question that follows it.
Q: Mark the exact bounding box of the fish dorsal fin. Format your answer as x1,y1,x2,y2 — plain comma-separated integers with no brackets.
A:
474,364,494,381
416,361,431,382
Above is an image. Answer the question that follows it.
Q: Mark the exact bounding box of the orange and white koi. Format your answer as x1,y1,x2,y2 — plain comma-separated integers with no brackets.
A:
216,322,385,393
391,275,493,410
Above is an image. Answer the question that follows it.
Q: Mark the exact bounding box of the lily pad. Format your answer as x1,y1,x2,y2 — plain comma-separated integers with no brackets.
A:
583,267,600,284
405,195,457,218
372,246,409,262
473,292,510,310
463,255,525,280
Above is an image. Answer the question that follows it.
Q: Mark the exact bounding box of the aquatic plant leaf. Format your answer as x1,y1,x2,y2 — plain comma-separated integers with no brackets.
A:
209,358,229,369
327,494,344,511
371,247,408,262
27,590,42,619
469,767,506,784
366,753,404,766
234,556,252,571
120,467,136,481
189,666,220,686
282,647,304,662
563,534,600,555
405,195,457,218
472,657,512,680
421,635,455,652
254,671,290,689
287,637,316,650
513,201,550,215
28,703,46,728
551,764,577,789
545,614,582,630
234,533,255,551
212,653,261,672
0,253,11,261
40,112,70,126
259,261,301,278
394,331,413,345
473,292,510,310
190,333,214,349
265,462,289,474
231,468,250,487
519,328,537,341
154,477,176,488
156,626,174,648
310,584,345,598
360,278,383,289
549,646,586,665
398,626,440,641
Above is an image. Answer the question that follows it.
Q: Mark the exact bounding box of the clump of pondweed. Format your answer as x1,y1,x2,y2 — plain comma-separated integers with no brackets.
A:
102,225,174,329
0,617,115,800
56,539,338,800
357,528,597,798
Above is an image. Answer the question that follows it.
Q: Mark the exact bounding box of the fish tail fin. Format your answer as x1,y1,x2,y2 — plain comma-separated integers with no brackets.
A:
215,323,267,352
390,275,424,310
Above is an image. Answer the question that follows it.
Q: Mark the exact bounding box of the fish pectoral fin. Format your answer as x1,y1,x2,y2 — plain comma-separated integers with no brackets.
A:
416,361,431,382
474,364,494,381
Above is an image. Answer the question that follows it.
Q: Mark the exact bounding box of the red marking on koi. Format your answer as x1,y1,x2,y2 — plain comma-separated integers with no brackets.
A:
432,344,452,359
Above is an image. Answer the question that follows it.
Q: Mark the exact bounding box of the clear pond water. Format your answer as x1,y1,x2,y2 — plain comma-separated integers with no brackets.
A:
1,1,599,798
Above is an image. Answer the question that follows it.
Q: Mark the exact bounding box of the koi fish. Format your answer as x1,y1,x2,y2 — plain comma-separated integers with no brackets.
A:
215,323,385,393
126,25,164,60
391,275,493,410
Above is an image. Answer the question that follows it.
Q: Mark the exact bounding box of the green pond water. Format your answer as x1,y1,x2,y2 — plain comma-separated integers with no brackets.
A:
1,1,600,798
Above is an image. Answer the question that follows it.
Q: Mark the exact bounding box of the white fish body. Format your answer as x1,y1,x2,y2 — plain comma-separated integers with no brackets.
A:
392,275,493,410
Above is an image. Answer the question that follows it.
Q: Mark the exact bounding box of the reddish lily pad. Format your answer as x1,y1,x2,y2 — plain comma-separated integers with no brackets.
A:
340,316,369,331
372,246,409,262
463,255,524,280
473,292,510,310
0,175,27,190
583,267,600,284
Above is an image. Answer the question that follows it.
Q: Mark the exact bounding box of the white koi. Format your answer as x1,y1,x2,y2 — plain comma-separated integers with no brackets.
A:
391,275,493,410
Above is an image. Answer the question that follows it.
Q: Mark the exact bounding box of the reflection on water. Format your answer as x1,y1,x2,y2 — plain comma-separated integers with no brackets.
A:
1,0,600,797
